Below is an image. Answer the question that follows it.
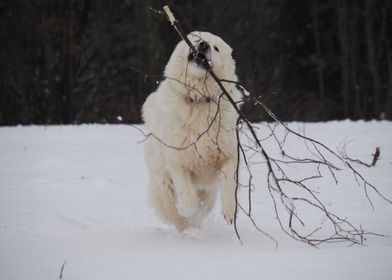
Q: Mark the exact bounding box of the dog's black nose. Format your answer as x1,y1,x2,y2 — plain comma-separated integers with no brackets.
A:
198,41,210,53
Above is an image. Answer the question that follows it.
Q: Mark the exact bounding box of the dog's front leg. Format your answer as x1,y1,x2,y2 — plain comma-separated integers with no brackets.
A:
221,159,237,224
170,167,198,218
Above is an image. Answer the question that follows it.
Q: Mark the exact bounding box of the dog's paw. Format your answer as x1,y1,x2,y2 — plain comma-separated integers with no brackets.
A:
222,204,236,225
223,213,234,224
176,196,198,218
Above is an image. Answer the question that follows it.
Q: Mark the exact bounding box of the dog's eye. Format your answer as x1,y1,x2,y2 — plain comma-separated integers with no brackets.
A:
214,46,219,52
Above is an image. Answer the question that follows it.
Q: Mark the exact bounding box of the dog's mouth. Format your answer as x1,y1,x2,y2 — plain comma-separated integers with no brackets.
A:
187,51,209,68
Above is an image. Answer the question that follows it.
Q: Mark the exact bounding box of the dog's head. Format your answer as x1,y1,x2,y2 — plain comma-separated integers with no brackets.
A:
164,31,237,88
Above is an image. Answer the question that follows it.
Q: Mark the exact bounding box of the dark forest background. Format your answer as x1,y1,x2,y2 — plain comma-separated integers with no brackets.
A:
1,0,391,125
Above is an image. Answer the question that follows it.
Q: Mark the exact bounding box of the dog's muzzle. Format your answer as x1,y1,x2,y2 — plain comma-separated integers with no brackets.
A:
187,41,210,67
197,41,209,54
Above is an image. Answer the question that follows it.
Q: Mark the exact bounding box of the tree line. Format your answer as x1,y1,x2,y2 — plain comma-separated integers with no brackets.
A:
1,0,391,125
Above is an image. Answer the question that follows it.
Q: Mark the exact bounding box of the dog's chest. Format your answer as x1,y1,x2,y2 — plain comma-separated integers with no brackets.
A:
180,109,235,171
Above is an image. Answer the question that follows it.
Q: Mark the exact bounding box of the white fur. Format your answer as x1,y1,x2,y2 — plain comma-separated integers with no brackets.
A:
142,31,241,230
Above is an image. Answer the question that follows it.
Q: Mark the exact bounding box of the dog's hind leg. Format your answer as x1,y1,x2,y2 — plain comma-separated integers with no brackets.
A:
148,178,189,231
169,167,199,219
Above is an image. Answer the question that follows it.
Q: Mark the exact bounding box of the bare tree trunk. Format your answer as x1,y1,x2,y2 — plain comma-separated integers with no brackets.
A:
63,0,74,124
42,25,56,123
312,0,326,120
365,0,381,118
337,0,350,118
134,0,152,123
386,51,392,119
349,2,362,119
381,3,392,119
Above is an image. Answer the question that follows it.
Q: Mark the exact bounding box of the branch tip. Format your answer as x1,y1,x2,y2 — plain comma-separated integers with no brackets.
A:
163,6,176,25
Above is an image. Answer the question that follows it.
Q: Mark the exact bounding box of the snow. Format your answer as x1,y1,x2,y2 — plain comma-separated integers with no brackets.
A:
1,121,392,280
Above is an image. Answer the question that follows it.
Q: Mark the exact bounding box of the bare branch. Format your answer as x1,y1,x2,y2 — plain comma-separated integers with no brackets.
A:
142,5,392,247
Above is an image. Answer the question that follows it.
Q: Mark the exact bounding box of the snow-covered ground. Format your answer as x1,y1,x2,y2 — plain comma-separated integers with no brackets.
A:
1,121,392,280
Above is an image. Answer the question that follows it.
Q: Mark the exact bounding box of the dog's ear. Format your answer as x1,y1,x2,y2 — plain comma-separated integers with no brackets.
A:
221,42,233,56
222,41,233,55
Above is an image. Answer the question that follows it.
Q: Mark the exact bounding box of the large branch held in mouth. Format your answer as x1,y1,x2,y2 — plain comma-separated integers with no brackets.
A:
160,5,392,247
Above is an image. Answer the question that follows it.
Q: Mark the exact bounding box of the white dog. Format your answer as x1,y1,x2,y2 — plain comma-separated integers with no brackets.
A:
142,31,242,230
